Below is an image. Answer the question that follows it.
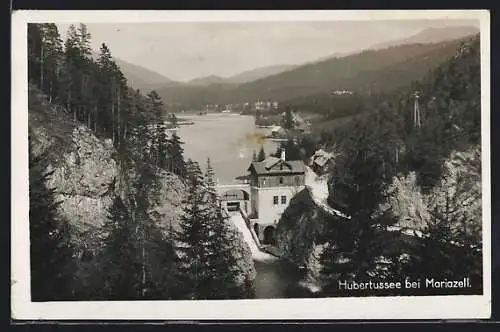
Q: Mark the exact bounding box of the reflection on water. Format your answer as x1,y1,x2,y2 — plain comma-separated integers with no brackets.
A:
254,259,312,299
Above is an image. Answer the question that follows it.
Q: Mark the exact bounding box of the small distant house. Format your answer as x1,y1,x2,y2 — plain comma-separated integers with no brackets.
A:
270,125,285,137
311,149,335,175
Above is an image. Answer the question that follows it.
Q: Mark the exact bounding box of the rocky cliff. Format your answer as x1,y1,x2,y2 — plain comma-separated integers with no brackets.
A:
29,89,120,234
275,188,330,286
29,87,256,295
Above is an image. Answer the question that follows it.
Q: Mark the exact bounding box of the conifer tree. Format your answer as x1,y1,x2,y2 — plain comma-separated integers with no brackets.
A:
320,116,399,296
175,161,213,299
38,24,64,102
204,157,218,200
100,195,142,299
148,90,169,169
284,108,294,129
167,131,187,178
29,135,75,301
28,24,42,87
203,161,242,299
257,145,266,162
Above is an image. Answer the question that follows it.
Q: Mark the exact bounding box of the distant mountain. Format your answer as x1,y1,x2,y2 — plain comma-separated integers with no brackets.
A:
187,75,226,86
369,26,479,50
311,26,479,64
220,37,471,103
155,36,473,108
91,51,176,92
224,64,298,84
185,64,297,86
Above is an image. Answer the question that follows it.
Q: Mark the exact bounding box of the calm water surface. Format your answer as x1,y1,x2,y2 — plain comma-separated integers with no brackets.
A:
175,114,279,184
175,113,314,298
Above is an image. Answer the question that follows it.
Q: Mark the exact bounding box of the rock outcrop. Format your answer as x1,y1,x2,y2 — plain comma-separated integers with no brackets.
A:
29,90,120,232
28,87,256,296
275,188,330,286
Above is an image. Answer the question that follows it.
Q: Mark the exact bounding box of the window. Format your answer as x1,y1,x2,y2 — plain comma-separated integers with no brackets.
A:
279,177,284,184
281,195,287,204
273,196,279,205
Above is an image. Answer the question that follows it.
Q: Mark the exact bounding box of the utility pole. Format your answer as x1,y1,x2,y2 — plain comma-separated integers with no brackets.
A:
412,91,422,129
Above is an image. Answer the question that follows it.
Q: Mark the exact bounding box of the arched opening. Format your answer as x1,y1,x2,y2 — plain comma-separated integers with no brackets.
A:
254,223,259,238
227,201,240,212
221,189,247,201
263,226,276,245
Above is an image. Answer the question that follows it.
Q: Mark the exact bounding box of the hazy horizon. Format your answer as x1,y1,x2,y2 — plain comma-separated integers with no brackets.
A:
56,19,479,82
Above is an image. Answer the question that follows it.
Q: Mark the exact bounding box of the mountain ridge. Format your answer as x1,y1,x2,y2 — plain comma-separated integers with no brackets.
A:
155,36,473,107
90,51,177,92
369,25,479,50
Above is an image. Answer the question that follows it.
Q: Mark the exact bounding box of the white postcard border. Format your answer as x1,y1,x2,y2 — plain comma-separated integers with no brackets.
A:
11,9,491,320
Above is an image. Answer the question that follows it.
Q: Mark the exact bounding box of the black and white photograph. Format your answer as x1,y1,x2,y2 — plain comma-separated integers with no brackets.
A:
11,10,491,320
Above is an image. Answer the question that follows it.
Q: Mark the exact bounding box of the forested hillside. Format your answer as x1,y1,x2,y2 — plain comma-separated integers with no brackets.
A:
318,34,482,296
92,51,176,92
273,33,482,297
156,37,472,109
27,23,256,301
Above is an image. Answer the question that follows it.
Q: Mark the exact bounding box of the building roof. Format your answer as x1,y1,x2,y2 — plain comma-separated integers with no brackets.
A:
270,125,283,132
314,156,331,167
248,156,306,175
312,149,335,167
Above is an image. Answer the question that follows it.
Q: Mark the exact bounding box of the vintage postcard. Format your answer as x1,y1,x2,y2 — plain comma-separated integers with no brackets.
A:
11,10,491,320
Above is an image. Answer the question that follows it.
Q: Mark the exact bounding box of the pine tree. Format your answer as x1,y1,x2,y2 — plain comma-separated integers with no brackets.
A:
62,24,81,121
39,24,64,102
257,145,266,162
148,90,169,169
204,157,218,200
320,115,399,296
175,161,213,299
167,131,187,178
29,135,75,301
76,23,92,58
203,162,243,299
100,195,142,300
28,24,42,87
169,113,178,127
284,108,294,129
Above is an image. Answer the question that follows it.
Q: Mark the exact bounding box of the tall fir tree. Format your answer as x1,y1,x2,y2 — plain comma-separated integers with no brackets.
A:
175,161,213,299
257,145,266,162
320,114,399,296
167,131,187,178
29,135,75,301
100,195,142,300
203,160,243,299
148,90,169,169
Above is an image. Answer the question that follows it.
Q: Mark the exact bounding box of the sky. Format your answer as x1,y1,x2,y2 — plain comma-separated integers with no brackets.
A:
56,19,479,82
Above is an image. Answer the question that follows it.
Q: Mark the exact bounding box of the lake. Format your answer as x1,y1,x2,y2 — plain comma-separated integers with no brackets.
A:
175,114,279,184
175,113,315,299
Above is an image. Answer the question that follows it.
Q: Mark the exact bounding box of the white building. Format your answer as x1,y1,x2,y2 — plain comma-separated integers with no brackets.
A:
247,150,306,244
